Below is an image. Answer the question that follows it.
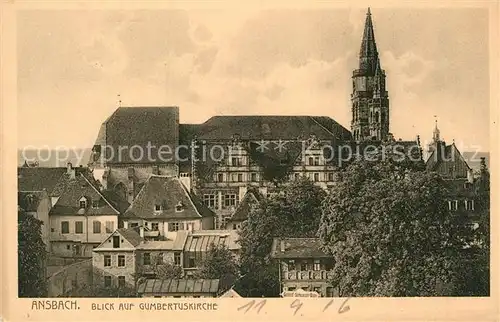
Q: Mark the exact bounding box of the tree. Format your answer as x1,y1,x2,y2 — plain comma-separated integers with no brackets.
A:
318,157,473,296
195,244,240,293
18,208,48,297
237,178,326,296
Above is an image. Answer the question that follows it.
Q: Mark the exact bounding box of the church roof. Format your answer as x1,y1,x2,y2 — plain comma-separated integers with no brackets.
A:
93,106,179,164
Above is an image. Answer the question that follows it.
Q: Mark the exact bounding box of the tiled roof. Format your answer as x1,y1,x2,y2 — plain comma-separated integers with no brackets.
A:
230,189,261,222
116,228,143,247
49,174,120,216
18,191,48,212
124,175,215,220
17,167,66,196
184,230,240,252
137,279,220,294
93,106,179,164
270,238,330,259
101,189,130,214
185,115,351,141
426,142,471,172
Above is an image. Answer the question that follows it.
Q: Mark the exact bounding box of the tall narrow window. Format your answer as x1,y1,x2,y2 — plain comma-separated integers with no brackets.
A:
75,221,83,234
104,276,111,287
93,221,101,234
104,255,111,267
61,221,69,234
118,255,125,267
143,253,151,265
105,221,114,233
174,252,181,266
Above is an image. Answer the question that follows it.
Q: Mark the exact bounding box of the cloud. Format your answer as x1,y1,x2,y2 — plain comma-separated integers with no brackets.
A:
17,8,490,151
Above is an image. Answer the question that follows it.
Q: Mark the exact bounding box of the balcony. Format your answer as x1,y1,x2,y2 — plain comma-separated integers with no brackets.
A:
284,270,334,280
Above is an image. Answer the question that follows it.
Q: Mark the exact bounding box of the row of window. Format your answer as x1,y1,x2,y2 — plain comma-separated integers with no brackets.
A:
78,196,100,209
203,193,238,209
227,156,326,167
287,259,333,272
104,253,182,267
127,222,188,232
211,171,335,184
448,200,475,211
58,220,114,234
154,202,185,212
103,275,126,288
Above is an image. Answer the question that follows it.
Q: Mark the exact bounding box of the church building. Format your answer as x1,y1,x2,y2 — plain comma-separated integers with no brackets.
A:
87,8,422,229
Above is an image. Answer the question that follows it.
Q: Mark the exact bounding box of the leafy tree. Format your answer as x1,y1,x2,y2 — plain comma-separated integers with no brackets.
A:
18,208,47,297
318,157,473,296
195,244,239,279
195,244,240,293
237,178,326,296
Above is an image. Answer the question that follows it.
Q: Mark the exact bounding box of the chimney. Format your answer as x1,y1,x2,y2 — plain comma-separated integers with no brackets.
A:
280,240,286,252
152,165,159,175
467,168,474,183
67,162,75,179
139,226,144,238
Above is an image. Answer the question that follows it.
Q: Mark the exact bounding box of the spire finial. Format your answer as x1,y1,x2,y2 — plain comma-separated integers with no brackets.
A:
117,94,122,107
367,7,371,15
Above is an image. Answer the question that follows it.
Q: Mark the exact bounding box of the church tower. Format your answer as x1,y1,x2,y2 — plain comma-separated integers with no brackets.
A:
351,8,390,142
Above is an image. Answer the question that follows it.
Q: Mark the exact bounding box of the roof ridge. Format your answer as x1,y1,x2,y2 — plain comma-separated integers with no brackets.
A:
80,173,120,214
176,177,203,219
309,116,336,138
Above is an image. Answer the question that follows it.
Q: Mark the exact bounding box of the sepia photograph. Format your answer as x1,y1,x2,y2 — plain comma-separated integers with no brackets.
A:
5,1,495,317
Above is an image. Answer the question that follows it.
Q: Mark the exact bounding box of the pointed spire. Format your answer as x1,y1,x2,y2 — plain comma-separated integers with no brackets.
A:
433,116,440,142
359,7,379,73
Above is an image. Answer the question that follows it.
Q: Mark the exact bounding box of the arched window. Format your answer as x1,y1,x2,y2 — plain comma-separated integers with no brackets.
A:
375,111,380,123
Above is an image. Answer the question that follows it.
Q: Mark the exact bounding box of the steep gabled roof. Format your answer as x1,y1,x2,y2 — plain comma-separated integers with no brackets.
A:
94,228,143,249
124,175,214,220
230,189,261,222
117,228,143,247
49,173,120,215
426,142,472,173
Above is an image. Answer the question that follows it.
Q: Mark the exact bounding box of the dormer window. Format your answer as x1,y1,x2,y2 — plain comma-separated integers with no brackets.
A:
79,197,87,209
92,199,99,208
175,201,184,212
155,204,162,211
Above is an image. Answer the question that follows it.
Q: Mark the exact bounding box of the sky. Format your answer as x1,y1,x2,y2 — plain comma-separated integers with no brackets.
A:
17,7,491,152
